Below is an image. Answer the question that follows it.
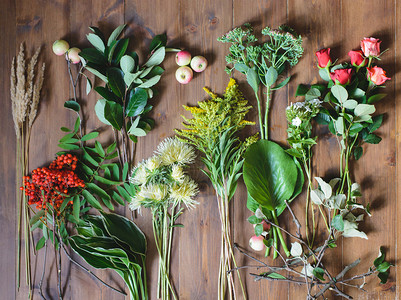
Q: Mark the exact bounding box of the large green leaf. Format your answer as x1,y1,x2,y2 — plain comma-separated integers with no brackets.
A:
243,140,298,211
79,48,107,65
126,88,148,117
107,68,125,98
101,212,147,256
104,100,123,130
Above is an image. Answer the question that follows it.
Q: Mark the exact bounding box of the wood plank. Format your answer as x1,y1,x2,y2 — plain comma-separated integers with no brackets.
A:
0,0,16,299
340,1,396,299
287,1,344,299
176,0,235,298
124,0,182,299
232,1,290,300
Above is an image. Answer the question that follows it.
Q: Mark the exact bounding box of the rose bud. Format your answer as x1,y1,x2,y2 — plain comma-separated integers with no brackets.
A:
315,48,331,68
330,68,353,85
361,37,381,57
348,50,366,67
367,66,391,85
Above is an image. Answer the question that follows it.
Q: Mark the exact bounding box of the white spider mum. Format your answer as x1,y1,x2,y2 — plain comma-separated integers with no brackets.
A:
171,164,185,183
130,163,148,185
157,137,196,166
170,177,199,209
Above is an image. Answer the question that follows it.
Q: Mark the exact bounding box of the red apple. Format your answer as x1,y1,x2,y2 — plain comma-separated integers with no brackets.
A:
175,66,193,84
52,40,69,56
249,235,265,252
190,55,208,72
175,50,191,66
67,47,81,64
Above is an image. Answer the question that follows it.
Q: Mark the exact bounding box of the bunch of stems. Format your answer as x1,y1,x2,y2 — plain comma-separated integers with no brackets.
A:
152,204,179,300
11,43,45,297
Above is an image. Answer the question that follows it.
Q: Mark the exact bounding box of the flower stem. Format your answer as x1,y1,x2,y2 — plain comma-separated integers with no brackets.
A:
271,210,290,257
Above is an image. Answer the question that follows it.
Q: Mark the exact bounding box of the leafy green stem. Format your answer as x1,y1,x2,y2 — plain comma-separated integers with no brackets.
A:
271,210,290,257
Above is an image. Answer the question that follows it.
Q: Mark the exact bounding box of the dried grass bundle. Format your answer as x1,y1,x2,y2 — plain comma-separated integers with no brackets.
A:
11,42,45,296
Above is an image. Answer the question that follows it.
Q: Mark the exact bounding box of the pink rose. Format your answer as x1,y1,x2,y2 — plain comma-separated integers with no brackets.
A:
330,68,353,85
367,66,391,85
361,38,381,57
316,48,331,68
348,50,366,67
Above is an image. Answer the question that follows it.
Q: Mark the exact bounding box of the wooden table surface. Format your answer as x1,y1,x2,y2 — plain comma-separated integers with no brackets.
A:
1,0,399,299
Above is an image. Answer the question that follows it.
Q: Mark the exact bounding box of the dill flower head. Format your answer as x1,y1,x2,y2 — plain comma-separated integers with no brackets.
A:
129,162,148,185
157,137,196,166
171,164,185,183
170,177,199,209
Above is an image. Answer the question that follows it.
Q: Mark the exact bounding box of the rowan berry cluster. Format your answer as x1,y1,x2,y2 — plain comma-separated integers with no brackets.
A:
22,154,85,210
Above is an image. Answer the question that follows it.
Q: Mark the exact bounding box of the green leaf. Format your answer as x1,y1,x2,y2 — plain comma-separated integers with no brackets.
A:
265,67,278,87
305,88,321,101
138,75,161,89
378,271,389,284
332,215,344,231
73,195,80,221
60,127,71,132
374,247,386,267
351,88,365,99
295,84,309,97
234,62,249,74
247,215,261,225
30,210,45,227
87,33,105,53
104,101,123,130
64,100,80,112
58,143,80,150
116,185,131,202
313,267,325,281
85,77,92,95
243,140,298,211
120,55,136,74
88,27,106,43
254,224,264,236
107,68,125,98
81,132,99,142
368,93,386,104
107,142,117,154
122,162,129,181
101,212,147,255
79,48,107,65
111,191,125,206
128,127,147,137
149,33,167,52
334,117,344,135
82,190,103,210
272,76,290,90
343,99,358,109
266,272,286,279
85,66,108,83
331,85,348,104
107,24,126,47
368,114,383,133
349,123,364,136
377,262,391,273
319,69,330,81
145,47,165,67
354,146,363,160
94,86,120,103
86,183,111,201
94,175,121,185
36,236,46,251
126,88,148,117
354,104,376,116
364,133,382,144
246,68,259,93
95,99,112,126
112,38,129,65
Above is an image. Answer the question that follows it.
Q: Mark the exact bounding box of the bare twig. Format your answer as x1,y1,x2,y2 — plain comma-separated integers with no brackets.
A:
39,241,48,300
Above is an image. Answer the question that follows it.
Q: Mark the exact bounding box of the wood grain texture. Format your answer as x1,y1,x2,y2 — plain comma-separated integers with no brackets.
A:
0,0,399,299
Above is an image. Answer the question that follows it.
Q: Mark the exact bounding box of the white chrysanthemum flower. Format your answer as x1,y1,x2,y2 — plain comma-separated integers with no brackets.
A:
129,194,144,211
170,177,199,209
157,137,196,166
138,184,168,202
146,155,161,171
171,164,185,183
292,116,302,127
130,163,148,185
